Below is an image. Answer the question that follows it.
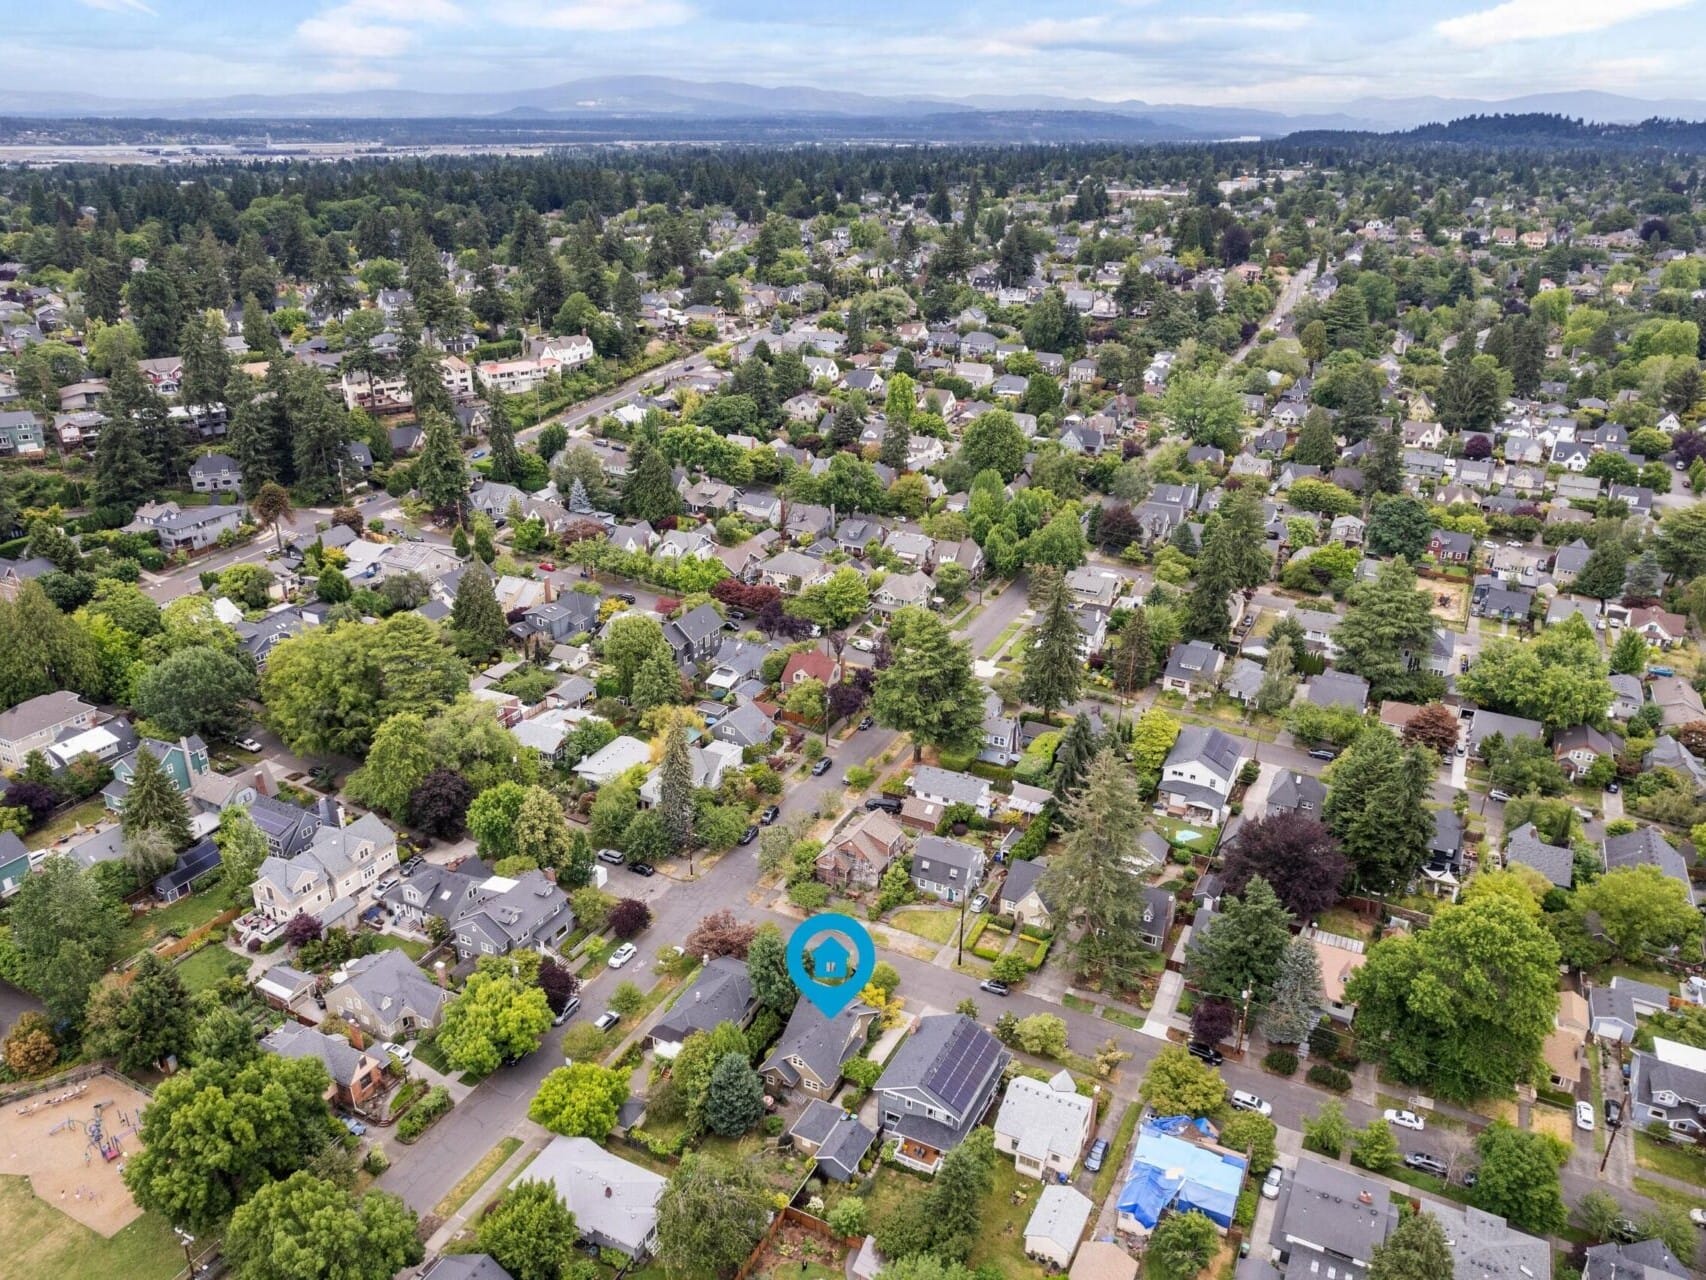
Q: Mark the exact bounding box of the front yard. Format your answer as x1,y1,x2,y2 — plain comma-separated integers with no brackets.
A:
859,1151,1046,1280
889,908,962,945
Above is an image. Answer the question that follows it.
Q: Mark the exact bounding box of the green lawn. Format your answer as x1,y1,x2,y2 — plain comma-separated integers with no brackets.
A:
412,1036,453,1075
116,884,243,955
889,909,961,945
173,944,250,992
369,934,429,961
1634,1176,1706,1213
26,798,109,851
1382,1164,1473,1205
1635,1133,1706,1183
966,1157,1048,1280
0,1176,187,1280
1314,907,1373,942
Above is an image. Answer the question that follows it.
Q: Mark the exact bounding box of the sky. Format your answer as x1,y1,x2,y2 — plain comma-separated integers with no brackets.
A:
9,0,1704,108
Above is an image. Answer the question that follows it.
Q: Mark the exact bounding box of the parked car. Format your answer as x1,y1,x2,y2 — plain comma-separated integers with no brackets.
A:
234,736,264,753
1262,1166,1283,1200
593,1010,621,1032
1606,780,1620,794
865,795,903,813
1689,1207,1706,1228
553,996,582,1026
596,848,625,865
979,979,1010,996
760,805,780,825
607,943,638,969
341,1117,368,1137
1186,1041,1224,1066
811,757,834,776
1574,806,1595,821
850,637,875,652
1576,1101,1595,1131
738,825,759,846
1402,1152,1448,1176
1488,789,1513,803
858,715,875,730
969,894,989,914
1460,1169,1478,1188
1307,748,1337,761
627,862,655,877
380,1042,412,1067
1231,1090,1273,1117
1604,1097,1623,1127
1085,1139,1109,1173
1384,1108,1426,1132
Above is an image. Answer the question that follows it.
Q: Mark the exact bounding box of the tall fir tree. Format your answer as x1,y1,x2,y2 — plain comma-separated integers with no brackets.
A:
485,387,522,484
1020,569,1083,720
622,437,681,523
450,561,507,661
658,718,696,850
414,412,469,517
1110,607,1156,695
1259,935,1327,1045
120,746,194,852
1040,748,1153,980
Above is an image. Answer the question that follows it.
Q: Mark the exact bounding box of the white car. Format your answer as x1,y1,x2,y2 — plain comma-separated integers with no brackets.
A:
380,1041,413,1067
607,942,638,969
1261,1166,1283,1200
1576,1101,1596,1132
1231,1090,1273,1117
1383,1108,1425,1131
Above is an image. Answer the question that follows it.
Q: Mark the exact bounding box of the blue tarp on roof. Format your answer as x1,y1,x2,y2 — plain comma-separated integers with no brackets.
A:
1116,1119,1246,1231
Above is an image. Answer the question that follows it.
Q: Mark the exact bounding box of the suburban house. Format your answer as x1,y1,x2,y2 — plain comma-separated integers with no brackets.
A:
0,831,30,897
910,834,986,903
999,858,1055,930
0,690,98,770
1161,641,1225,701
322,948,450,1042
261,1022,387,1110
252,813,399,927
1306,930,1367,1024
788,1100,877,1182
816,809,907,892
531,1137,663,1259
448,869,575,960
647,956,756,1060
1158,726,1248,824
128,502,243,552
663,603,727,665
1136,886,1176,951
188,453,243,493
1589,977,1672,1044
573,735,652,786
1266,1156,1397,1278
761,999,878,1098
1265,770,1327,817
1543,989,1591,1091
1504,822,1574,889
877,1014,1010,1174
1602,827,1696,906
1024,1186,1094,1271
1116,1117,1247,1236
909,766,993,817
1630,1037,1706,1137
994,1069,1094,1180
1580,1238,1690,1280
1424,1205,1550,1280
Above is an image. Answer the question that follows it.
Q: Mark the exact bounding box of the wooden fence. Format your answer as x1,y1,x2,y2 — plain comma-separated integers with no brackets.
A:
0,1063,152,1108
732,1207,863,1280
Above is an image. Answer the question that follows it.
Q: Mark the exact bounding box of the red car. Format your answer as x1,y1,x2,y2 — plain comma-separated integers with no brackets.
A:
538,561,556,572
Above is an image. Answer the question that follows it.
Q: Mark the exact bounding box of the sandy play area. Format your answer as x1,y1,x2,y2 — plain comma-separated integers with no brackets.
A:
0,1074,152,1237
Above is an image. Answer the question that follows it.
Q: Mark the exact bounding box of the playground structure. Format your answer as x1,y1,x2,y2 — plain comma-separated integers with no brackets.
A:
0,1074,151,1237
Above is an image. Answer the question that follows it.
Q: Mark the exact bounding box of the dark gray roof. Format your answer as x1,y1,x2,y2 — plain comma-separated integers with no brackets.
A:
154,838,220,896
761,999,872,1087
1602,828,1695,902
650,956,753,1045
1582,1237,1692,1279
1166,725,1246,781
1271,1157,1396,1273
1304,670,1369,710
912,835,983,884
1505,822,1573,888
1266,770,1326,814
262,1021,371,1087
337,948,449,1022
422,1255,517,1280
788,1099,876,1181
877,1013,1008,1117
1001,858,1050,909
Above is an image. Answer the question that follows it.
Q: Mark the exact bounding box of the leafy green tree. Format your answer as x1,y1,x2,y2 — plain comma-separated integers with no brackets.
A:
1138,1043,1228,1117
873,607,984,760
132,645,257,742
119,745,194,852
1609,628,1649,676
1041,749,1155,979
1573,864,1702,959
622,438,682,524
438,968,554,1076
1322,729,1435,894
1303,1098,1349,1158
125,1052,341,1231
528,1064,630,1140
958,410,1027,480
1458,615,1613,732
1471,1122,1568,1235
82,953,194,1073
1292,409,1337,465
1366,495,1433,561
476,1179,579,1280
1436,349,1500,435
1219,1111,1278,1175
603,614,673,697
1369,1210,1455,1280
1655,503,1706,582
703,1051,765,1137
1162,370,1244,451
654,1155,772,1279
1130,707,1182,776
7,855,119,1023
1351,1118,1400,1172
1344,896,1559,1102
224,1171,421,1280
1333,558,1438,702
792,566,871,631
1574,536,1629,600
746,923,796,1014
1186,876,1294,1007
1020,569,1083,720
214,806,270,891
1146,1209,1220,1280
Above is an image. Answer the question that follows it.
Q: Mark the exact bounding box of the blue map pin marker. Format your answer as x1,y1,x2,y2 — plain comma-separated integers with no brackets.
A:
786,912,877,1019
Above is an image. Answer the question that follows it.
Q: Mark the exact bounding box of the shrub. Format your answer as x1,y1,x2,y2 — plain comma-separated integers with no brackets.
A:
1306,1064,1352,1093
396,1087,452,1142
1262,1049,1299,1076
789,880,829,910
762,1114,785,1137
363,1148,390,1175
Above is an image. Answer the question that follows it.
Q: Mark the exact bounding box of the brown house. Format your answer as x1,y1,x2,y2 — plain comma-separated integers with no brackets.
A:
816,810,907,891
263,1022,387,1110
760,1000,879,1098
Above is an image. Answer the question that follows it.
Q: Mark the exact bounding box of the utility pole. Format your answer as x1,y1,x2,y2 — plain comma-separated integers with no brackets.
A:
956,889,969,967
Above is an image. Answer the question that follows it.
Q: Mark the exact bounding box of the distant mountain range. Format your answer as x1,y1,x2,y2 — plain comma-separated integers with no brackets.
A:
3,77,1706,137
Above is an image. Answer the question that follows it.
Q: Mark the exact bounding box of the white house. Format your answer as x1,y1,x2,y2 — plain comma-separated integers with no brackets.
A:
994,1070,1094,1180
1158,726,1248,824
573,735,653,787
252,814,399,924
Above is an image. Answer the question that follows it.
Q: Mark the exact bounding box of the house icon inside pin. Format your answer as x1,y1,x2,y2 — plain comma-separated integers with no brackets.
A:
811,935,852,981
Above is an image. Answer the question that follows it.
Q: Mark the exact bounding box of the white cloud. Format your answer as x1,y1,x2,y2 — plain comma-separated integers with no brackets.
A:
1436,0,1692,47
296,1,466,61
492,0,694,31
77,0,156,13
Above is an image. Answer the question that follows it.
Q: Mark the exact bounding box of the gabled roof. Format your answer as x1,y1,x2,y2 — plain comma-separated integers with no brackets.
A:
1164,725,1246,781
262,1021,375,1087
877,1013,1008,1117
650,956,753,1044
762,999,873,1087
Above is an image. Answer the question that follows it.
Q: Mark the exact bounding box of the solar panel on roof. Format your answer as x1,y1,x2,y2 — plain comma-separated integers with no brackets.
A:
928,1019,1003,1115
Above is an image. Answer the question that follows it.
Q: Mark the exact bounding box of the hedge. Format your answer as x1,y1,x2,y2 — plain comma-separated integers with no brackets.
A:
1305,1064,1352,1093
1025,936,1051,970
1261,1049,1299,1077
395,1086,452,1142
962,915,991,951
